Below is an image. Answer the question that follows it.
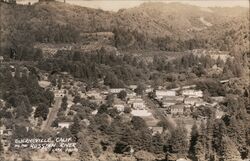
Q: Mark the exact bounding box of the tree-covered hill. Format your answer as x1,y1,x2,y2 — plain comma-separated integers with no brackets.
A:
0,1,249,53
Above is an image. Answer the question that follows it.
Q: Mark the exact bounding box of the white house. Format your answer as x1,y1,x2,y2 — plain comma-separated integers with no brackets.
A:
91,109,98,115
184,97,204,106
2,0,16,4
58,122,73,129
38,80,51,88
114,104,125,112
127,90,137,98
132,101,145,110
109,88,126,94
170,105,185,115
127,97,143,104
211,96,225,103
162,96,184,102
155,90,176,100
129,85,138,90
182,84,196,89
195,101,207,107
177,158,191,161
182,89,203,98
131,109,152,117
162,100,177,108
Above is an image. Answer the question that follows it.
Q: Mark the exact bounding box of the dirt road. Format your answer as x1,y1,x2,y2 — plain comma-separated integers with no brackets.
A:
41,96,62,131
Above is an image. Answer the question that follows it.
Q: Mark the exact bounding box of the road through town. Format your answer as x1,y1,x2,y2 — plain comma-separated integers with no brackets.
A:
41,96,62,131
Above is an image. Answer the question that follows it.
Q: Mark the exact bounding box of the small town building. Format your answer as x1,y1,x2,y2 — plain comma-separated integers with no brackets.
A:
132,101,145,110
109,88,126,94
149,126,164,135
2,0,16,4
182,84,196,89
58,122,73,129
182,89,203,98
220,79,230,84
162,96,185,102
127,90,137,98
127,97,143,104
91,109,98,115
170,105,185,115
114,104,125,112
177,158,191,161
211,96,225,103
101,91,109,95
162,100,177,108
195,101,207,107
129,85,138,90
155,90,176,100
184,97,204,106
131,109,152,117
38,80,51,88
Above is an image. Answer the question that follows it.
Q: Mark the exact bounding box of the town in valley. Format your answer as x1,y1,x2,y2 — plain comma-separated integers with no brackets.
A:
0,0,250,161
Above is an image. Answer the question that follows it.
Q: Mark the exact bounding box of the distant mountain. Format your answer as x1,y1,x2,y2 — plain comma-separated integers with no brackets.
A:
113,2,249,51
0,1,249,53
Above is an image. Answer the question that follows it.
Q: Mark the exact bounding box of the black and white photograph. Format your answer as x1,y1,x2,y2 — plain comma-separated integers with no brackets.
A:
0,0,249,160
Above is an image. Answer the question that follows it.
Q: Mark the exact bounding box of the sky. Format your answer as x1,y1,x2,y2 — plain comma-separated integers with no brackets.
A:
17,0,249,11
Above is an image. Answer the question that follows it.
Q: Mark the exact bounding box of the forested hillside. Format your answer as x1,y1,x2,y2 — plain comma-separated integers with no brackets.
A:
0,1,249,54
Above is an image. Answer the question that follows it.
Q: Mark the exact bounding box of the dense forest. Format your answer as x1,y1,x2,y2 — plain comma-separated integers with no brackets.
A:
36,50,247,88
0,1,249,56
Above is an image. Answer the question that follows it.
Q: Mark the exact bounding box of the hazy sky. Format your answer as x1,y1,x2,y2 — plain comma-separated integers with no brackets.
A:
17,0,249,11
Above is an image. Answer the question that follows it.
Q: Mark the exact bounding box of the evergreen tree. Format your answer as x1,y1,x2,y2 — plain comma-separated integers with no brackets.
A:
0,140,4,154
151,133,164,154
227,116,246,156
212,120,226,159
131,116,147,131
60,96,68,111
168,125,188,157
117,90,127,100
206,118,214,160
135,83,145,95
189,124,199,159
34,103,49,120
195,121,207,161
194,137,206,161
16,100,32,119
70,116,80,137
57,77,62,89
221,136,242,161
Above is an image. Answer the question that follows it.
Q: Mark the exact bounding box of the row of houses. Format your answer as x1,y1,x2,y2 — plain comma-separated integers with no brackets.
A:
154,88,205,115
